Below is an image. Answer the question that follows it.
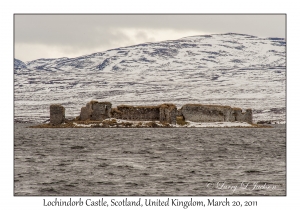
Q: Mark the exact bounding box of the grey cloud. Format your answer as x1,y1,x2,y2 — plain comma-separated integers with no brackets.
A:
14,14,285,61
15,14,286,44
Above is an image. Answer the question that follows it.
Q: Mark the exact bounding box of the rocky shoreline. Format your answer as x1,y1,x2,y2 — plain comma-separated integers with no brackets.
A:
30,118,272,128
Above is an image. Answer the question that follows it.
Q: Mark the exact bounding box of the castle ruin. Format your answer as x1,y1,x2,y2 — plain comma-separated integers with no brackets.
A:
50,101,253,125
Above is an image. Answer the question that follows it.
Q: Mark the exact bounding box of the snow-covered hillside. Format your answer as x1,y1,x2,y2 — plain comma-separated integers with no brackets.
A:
14,58,27,70
14,33,286,123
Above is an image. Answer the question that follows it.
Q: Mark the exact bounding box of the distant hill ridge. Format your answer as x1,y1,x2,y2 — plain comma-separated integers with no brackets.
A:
15,33,285,72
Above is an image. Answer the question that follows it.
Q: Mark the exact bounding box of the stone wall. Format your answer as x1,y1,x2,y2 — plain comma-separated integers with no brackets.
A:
116,105,160,121
181,104,252,123
80,102,92,121
181,104,229,122
80,101,112,121
159,104,177,124
91,101,112,120
50,104,65,125
111,108,122,119
234,108,253,124
110,104,177,124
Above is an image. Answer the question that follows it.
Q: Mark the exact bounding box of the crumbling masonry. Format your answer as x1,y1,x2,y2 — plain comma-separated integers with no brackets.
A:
79,101,177,124
80,101,112,121
50,101,253,125
180,104,252,124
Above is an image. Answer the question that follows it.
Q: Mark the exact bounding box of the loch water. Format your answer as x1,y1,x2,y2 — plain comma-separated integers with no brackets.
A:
14,123,286,196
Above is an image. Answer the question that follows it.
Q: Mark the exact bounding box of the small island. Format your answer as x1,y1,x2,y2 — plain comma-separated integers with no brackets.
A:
30,100,271,128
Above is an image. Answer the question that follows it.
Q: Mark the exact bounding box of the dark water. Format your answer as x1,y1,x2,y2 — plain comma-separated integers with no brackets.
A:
14,123,286,196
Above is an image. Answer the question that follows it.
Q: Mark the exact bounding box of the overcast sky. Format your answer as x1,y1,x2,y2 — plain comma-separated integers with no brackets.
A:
15,14,285,62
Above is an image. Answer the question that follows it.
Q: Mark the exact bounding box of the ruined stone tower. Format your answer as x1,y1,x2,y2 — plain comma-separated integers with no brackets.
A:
50,104,65,125
80,101,112,121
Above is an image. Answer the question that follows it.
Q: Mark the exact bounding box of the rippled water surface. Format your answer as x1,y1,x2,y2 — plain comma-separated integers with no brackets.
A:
14,124,286,196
